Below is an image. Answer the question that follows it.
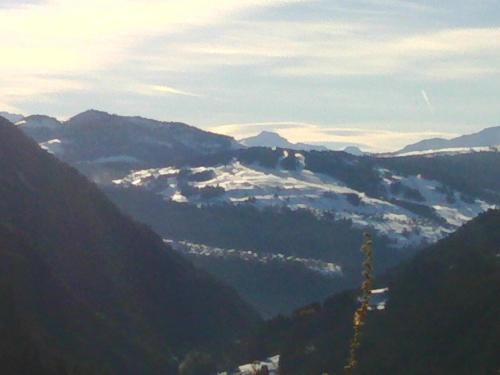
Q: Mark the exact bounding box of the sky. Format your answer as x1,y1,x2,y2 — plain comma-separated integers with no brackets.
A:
1,0,499,151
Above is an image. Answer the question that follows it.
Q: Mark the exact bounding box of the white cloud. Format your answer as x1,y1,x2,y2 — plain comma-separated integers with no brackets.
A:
9,0,497,103
0,75,88,105
0,100,22,114
0,0,303,108
1,0,499,135
136,84,202,98
153,21,500,80
273,27,500,79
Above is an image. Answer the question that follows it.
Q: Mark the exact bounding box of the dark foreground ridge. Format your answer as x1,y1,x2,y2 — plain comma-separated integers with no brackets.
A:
236,209,500,375
0,117,260,374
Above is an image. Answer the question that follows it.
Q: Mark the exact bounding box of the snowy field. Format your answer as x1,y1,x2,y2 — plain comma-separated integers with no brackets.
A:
114,155,495,248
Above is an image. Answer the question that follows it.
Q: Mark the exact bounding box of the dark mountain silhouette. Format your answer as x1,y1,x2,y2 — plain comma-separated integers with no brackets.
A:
18,109,238,171
240,131,328,151
397,125,500,154
343,145,365,156
0,117,259,374
0,111,24,123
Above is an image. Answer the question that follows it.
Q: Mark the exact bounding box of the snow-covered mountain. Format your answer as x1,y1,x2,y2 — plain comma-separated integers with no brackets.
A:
397,125,500,154
12,110,500,316
114,153,494,248
240,131,328,151
13,110,498,250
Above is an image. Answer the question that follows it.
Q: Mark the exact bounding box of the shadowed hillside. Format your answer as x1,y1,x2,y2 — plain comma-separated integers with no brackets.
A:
0,117,259,374
234,209,500,374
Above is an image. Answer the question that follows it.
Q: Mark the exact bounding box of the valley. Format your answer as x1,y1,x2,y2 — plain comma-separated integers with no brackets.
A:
6,109,500,318
1,1,499,373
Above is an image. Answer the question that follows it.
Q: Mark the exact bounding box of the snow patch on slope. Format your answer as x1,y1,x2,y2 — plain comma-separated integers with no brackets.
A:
392,145,500,157
115,160,495,248
40,139,63,155
166,239,343,277
17,115,61,130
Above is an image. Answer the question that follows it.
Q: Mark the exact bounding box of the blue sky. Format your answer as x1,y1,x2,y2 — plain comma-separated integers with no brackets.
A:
1,0,499,151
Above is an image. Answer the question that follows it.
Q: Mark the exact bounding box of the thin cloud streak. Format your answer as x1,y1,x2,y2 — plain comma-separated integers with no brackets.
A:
208,121,458,152
143,22,500,80
138,85,203,98
421,89,433,113
0,0,301,108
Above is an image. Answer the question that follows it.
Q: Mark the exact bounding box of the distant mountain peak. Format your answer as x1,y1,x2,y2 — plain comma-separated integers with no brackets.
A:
258,130,286,138
240,130,328,151
18,110,237,176
16,114,61,129
343,146,365,156
0,111,24,124
243,131,289,143
68,110,182,129
77,108,110,116
68,109,113,123
397,125,500,154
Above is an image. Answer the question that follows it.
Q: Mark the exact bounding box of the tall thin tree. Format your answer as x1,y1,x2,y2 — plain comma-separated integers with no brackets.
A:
344,233,374,374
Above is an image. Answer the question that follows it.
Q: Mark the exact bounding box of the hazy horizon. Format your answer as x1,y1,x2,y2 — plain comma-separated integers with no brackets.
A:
3,107,465,152
1,0,499,151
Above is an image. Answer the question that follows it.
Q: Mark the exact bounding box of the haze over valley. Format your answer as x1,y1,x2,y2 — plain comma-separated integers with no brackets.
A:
1,1,499,374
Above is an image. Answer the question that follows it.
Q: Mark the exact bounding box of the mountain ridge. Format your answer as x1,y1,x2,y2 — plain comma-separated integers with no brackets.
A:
0,116,260,374
397,125,500,154
0,111,24,123
12,109,500,317
17,110,239,175
240,131,329,151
